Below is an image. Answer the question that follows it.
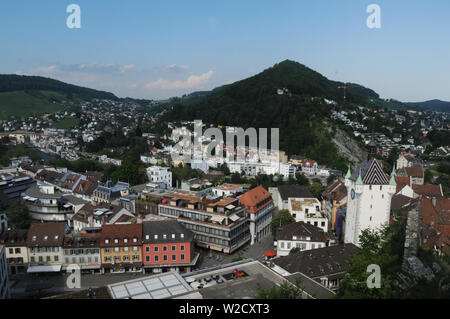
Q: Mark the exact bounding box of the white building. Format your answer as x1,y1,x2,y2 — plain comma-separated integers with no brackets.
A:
288,198,328,232
344,157,396,246
146,166,172,189
275,221,328,257
302,159,318,175
212,184,243,197
0,245,10,299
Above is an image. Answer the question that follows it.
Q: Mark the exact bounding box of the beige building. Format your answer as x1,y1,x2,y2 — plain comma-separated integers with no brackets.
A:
0,230,29,275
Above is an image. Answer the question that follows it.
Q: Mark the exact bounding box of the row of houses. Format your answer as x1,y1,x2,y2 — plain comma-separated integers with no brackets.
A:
0,219,197,276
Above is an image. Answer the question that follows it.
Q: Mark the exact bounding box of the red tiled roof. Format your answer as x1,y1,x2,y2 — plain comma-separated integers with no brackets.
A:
412,184,442,197
100,224,142,247
404,167,424,178
239,186,273,214
26,222,66,247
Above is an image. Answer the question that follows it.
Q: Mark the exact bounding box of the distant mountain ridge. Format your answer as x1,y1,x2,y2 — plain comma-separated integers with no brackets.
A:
0,74,118,100
405,99,450,112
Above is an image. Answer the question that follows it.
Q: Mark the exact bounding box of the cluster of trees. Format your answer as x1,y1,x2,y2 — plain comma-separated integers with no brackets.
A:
0,192,31,230
336,210,450,299
0,142,40,167
427,130,450,148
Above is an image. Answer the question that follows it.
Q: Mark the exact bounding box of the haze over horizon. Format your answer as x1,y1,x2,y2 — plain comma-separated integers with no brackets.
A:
1,0,450,101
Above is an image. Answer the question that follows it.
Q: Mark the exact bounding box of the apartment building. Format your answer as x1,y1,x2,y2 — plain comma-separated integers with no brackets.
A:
26,222,67,273
100,224,143,274
146,166,172,189
239,186,275,245
142,220,198,274
62,234,101,274
158,194,250,254
0,230,29,275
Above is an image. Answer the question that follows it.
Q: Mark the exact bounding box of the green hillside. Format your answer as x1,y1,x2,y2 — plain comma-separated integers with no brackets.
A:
0,74,119,120
161,60,380,171
0,90,67,120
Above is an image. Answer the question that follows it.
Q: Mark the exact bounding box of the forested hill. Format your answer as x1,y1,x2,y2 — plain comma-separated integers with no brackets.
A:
0,75,118,100
405,99,450,113
161,60,379,170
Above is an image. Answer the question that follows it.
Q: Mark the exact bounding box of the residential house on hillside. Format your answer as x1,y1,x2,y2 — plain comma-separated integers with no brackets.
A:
420,197,450,256
302,159,318,175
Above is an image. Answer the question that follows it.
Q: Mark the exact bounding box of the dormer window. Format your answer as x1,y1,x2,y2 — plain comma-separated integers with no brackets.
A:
32,236,37,241
54,235,59,240
154,235,158,240
163,234,167,239
171,234,175,239
124,238,128,243
114,238,119,244
145,235,149,240
133,238,137,243
105,239,110,244
180,234,184,239
44,236,48,240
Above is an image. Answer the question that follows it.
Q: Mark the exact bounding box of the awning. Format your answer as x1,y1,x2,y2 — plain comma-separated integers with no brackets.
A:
211,215,225,223
264,251,277,257
27,264,62,273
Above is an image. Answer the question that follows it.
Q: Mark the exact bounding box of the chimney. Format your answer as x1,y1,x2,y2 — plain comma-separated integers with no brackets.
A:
432,196,437,207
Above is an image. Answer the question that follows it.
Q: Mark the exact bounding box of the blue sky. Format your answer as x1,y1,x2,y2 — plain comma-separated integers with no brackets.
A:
1,0,449,101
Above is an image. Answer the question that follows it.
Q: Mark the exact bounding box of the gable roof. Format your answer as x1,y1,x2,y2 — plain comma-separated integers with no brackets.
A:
26,222,67,247
404,167,424,178
276,221,328,242
273,244,357,278
412,184,443,197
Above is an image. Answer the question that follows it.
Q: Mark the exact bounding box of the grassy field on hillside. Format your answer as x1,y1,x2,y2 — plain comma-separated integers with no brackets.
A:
0,90,67,120
53,116,80,129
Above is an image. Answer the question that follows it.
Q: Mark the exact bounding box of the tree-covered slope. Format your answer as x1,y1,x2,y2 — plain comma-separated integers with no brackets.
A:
161,60,378,170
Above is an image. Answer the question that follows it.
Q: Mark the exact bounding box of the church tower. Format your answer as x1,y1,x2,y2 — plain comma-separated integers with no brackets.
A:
344,158,396,246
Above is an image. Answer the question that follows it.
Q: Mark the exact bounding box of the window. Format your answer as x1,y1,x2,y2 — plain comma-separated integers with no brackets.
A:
32,236,37,241
154,235,158,240
105,239,109,244
172,255,176,261
163,246,167,252
180,245,185,251
104,256,111,262
133,238,137,243
46,256,51,262
163,255,168,261
154,246,159,252
31,257,35,263
145,247,150,253
9,248,13,254
114,256,120,261
104,248,110,253
172,245,176,251
171,234,175,239
114,247,120,252
114,238,119,244
180,254,185,261
133,246,138,251
163,234,167,239
44,236,48,241
123,255,130,261
123,247,129,252
146,256,150,262
154,256,159,262
124,238,128,243
145,235,150,240
180,234,184,239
